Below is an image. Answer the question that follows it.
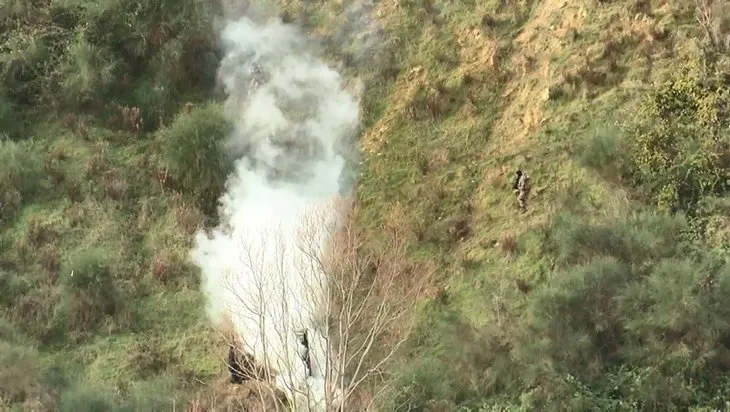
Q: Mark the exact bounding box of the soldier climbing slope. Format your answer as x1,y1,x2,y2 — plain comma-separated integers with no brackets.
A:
295,329,313,378
512,169,532,213
228,344,246,384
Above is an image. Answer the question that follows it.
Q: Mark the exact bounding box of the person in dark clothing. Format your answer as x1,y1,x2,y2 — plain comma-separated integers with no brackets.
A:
296,330,312,377
228,345,246,384
512,169,522,191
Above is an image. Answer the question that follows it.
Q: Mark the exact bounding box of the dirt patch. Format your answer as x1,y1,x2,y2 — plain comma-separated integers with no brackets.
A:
455,27,500,78
489,0,587,153
361,65,427,154
374,0,403,19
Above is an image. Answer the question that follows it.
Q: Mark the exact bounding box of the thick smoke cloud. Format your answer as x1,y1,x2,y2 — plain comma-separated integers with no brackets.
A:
189,9,364,410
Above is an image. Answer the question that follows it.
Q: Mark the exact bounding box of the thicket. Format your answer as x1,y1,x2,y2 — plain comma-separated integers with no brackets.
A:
395,211,730,411
159,102,235,211
56,248,124,334
0,0,235,408
388,46,730,411
581,57,730,215
0,139,46,221
0,0,222,130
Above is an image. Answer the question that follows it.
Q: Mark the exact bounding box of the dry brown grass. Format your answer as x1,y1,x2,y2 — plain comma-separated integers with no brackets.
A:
38,245,61,276
64,204,87,227
43,153,65,185
185,376,287,412
455,26,499,79
361,65,427,154
151,252,173,283
15,215,58,258
64,181,83,203
404,78,460,121
696,0,730,51
171,193,205,234
121,105,142,135
488,0,586,153
99,169,129,201
199,315,288,411
152,167,174,192
84,151,107,178
497,230,518,255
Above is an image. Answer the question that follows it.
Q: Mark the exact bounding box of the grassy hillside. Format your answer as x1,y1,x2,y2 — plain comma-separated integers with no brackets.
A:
3,0,730,410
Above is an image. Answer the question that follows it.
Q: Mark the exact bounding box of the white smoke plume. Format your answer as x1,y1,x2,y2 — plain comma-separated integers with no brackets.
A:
190,6,363,411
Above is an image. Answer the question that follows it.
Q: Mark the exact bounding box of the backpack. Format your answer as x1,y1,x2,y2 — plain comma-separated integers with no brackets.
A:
518,174,531,192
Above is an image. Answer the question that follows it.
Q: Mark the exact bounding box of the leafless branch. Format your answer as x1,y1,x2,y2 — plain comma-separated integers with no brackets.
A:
696,0,730,51
216,196,428,411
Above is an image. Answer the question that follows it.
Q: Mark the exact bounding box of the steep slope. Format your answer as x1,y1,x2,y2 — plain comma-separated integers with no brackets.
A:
2,0,730,410
284,0,730,409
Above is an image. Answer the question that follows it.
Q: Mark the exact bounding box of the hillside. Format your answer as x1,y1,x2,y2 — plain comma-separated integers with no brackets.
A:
2,0,730,410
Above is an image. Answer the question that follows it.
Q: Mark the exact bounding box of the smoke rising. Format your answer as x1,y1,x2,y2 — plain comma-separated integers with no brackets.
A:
189,8,363,410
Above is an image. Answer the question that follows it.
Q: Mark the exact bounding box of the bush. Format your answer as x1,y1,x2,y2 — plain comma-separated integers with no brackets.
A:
57,381,178,412
394,211,730,410
58,248,123,332
161,102,234,209
2,0,220,126
59,387,114,412
0,90,22,139
0,269,31,306
0,139,46,220
0,341,42,403
516,212,730,409
0,29,56,105
620,64,730,213
59,28,118,108
545,211,688,267
579,126,626,178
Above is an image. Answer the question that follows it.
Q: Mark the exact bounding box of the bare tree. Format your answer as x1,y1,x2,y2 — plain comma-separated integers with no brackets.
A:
214,195,427,411
696,0,730,51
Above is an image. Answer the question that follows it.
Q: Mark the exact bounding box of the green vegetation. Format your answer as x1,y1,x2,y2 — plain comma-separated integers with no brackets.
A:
3,0,730,409
1,0,223,408
160,102,234,211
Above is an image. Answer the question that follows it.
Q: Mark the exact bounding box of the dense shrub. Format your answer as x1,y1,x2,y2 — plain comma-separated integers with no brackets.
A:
59,28,118,108
0,269,31,306
59,387,115,412
2,0,220,129
0,89,22,138
0,27,58,105
57,248,123,332
579,126,625,179
580,61,730,215
0,139,46,220
58,381,178,412
526,213,730,409
621,64,730,213
395,211,730,410
0,341,41,403
160,102,234,209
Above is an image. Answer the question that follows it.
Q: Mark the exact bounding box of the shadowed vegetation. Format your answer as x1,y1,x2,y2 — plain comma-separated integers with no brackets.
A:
3,0,730,409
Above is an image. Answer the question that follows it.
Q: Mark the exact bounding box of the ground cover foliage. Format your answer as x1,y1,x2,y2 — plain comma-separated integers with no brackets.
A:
3,0,730,410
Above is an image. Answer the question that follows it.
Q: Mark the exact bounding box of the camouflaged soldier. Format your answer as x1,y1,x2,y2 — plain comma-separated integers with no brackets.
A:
512,169,532,213
248,61,264,90
228,344,245,384
295,329,313,377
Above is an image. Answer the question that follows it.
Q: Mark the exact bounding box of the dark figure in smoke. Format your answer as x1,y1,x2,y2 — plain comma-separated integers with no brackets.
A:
228,345,247,384
248,61,267,90
295,329,313,377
